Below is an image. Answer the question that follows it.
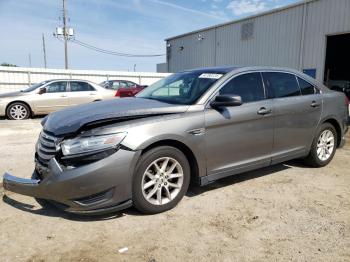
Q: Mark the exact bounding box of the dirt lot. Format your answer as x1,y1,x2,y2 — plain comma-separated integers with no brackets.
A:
0,119,349,262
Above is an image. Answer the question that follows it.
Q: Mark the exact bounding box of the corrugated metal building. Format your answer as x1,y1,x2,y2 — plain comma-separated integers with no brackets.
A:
165,0,350,86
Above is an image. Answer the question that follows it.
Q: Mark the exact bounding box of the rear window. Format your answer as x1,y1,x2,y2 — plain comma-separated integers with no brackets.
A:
263,72,301,98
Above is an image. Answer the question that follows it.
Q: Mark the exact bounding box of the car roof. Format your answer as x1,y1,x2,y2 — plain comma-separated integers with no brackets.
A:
181,66,309,75
181,66,318,81
45,79,93,82
181,66,239,74
106,80,136,82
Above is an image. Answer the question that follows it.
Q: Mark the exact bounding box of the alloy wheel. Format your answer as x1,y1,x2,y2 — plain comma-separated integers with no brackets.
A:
9,104,28,120
316,129,335,161
141,157,184,205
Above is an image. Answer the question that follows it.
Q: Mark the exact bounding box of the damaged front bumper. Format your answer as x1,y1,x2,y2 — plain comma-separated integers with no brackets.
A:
2,149,141,215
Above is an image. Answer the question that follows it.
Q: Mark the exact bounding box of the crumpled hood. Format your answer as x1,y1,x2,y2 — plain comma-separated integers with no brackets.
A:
43,97,189,136
0,91,25,98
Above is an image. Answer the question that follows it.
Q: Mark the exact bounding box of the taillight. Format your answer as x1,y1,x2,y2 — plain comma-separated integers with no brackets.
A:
115,90,120,97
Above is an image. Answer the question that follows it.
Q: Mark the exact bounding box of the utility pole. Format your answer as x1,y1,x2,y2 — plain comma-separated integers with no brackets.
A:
53,0,73,69
133,64,136,72
28,53,32,67
62,0,68,69
42,34,47,68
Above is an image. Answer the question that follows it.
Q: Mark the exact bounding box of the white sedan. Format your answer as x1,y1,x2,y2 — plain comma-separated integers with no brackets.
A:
0,79,116,120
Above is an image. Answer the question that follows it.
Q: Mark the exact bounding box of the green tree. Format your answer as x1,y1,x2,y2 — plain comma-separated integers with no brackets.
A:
1,63,18,67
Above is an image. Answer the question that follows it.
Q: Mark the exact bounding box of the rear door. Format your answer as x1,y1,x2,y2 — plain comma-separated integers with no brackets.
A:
118,81,134,97
204,72,274,180
68,81,99,106
33,81,69,114
262,72,322,163
127,81,144,96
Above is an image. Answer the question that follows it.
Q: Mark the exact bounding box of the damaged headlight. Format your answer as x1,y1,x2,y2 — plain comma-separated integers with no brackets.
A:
61,132,127,156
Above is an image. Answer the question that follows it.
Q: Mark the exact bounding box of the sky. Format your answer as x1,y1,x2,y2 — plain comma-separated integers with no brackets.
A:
0,0,298,72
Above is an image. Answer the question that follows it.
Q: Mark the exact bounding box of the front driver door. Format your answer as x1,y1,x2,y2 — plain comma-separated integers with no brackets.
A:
33,81,69,114
204,72,274,181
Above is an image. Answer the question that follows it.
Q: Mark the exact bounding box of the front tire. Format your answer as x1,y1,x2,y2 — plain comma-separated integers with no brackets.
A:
6,102,30,120
132,146,190,214
304,123,337,167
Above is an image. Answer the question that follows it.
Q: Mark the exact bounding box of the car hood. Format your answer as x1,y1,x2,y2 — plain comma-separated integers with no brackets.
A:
0,91,26,98
43,97,190,136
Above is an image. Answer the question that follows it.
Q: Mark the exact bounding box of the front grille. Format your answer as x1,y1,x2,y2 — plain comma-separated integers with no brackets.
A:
36,131,58,166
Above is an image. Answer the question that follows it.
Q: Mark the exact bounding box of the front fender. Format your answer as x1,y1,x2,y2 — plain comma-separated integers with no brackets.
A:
120,112,207,178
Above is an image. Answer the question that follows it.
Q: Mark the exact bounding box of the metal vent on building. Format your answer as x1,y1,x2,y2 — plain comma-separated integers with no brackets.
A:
241,22,254,40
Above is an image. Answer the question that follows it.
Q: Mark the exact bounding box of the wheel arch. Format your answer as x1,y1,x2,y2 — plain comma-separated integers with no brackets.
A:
140,139,201,185
321,117,342,147
5,100,33,117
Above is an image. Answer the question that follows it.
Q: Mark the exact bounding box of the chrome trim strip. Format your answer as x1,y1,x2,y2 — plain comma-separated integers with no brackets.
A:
187,128,206,136
41,131,58,142
39,136,55,147
37,150,55,160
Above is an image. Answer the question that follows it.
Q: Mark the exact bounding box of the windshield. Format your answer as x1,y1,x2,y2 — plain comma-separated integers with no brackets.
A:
136,71,224,105
22,81,49,92
100,81,109,88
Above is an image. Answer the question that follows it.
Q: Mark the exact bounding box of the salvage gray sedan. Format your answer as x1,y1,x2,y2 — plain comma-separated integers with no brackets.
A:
3,66,349,214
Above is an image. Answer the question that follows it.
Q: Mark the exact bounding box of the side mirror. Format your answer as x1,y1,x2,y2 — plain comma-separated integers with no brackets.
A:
210,95,242,108
38,87,46,95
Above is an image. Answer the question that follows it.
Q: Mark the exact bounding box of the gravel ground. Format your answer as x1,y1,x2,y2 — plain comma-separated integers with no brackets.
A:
0,119,349,262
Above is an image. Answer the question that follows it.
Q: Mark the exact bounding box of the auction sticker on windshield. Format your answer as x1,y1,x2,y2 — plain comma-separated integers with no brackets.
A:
198,73,223,79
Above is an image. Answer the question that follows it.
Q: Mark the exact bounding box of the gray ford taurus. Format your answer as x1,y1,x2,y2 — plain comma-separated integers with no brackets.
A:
3,66,349,214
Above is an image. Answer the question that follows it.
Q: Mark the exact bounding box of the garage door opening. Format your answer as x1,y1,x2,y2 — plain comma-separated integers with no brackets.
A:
324,33,350,98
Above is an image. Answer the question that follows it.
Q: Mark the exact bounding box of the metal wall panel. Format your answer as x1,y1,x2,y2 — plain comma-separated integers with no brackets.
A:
168,28,216,72
167,0,350,83
215,6,303,68
302,0,350,82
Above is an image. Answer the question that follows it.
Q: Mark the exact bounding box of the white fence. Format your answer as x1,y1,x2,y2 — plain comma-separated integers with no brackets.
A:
0,66,171,93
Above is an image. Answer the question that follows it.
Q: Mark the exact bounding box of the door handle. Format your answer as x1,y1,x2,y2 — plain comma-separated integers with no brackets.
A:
89,93,97,95
60,95,67,97
310,101,320,108
257,107,272,115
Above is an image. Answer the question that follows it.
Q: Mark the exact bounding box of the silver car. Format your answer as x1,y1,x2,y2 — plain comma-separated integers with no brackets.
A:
0,79,115,120
3,66,349,214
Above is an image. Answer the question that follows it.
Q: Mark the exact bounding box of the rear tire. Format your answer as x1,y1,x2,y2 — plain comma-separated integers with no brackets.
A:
304,123,337,167
6,102,30,120
132,146,190,214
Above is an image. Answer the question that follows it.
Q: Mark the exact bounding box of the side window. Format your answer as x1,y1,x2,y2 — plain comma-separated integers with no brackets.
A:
219,73,265,103
263,72,301,98
127,81,137,88
119,82,128,88
112,81,120,89
70,82,95,92
46,82,67,93
297,77,316,95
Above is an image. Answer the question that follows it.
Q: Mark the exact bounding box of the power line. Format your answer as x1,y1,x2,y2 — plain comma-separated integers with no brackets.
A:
69,38,165,57
53,0,164,59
